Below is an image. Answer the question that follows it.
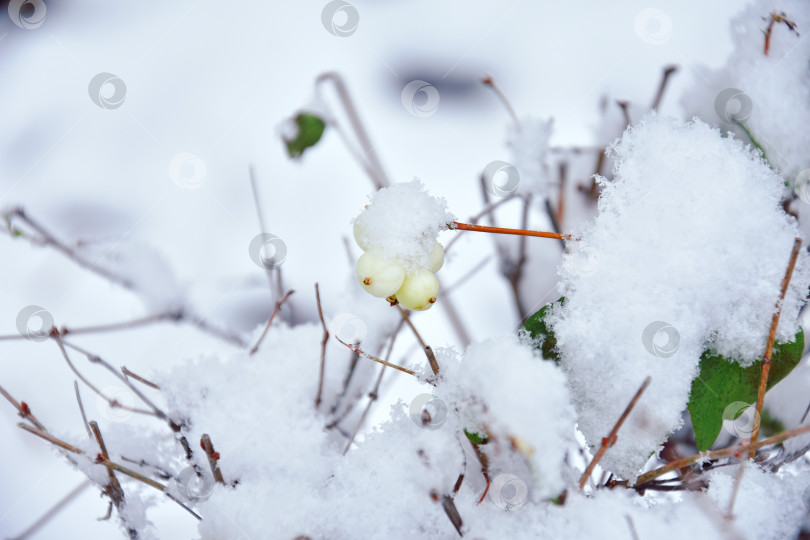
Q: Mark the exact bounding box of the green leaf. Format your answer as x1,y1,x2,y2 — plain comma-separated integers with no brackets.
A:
522,297,564,362
284,113,326,159
687,329,804,451
463,428,488,445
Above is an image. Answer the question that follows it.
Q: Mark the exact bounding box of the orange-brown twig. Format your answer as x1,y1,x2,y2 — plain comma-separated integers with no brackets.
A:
638,422,810,486
764,11,799,55
450,221,568,241
579,376,652,489
750,237,802,455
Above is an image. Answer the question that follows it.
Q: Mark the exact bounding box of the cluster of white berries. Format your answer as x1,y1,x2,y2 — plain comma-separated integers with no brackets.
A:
353,220,444,310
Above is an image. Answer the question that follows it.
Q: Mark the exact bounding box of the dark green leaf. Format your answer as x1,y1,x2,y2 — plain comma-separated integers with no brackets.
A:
284,113,326,159
687,329,804,451
522,297,564,362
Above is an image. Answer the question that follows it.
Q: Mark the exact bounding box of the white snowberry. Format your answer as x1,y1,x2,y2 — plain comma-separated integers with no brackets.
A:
395,270,440,311
355,252,406,298
352,220,370,251
428,241,444,272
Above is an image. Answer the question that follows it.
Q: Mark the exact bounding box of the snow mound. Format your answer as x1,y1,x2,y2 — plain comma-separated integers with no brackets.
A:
547,114,810,479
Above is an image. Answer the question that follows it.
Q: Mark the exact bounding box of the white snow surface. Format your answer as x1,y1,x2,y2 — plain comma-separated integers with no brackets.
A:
547,114,810,480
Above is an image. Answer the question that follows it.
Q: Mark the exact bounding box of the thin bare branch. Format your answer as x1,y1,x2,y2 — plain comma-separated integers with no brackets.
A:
335,336,415,376
0,383,47,431
637,423,810,485
74,381,92,438
579,376,652,489
315,283,330,408
121,367,160,390
650,65,678,111
343,322,404,454
10,479,92,540
249,290,295,356
482,75,520,126
396,305,438,376
316,72,390,189
201,434,225,485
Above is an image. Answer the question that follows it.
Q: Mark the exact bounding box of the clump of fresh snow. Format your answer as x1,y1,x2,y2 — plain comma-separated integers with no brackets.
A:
352,179,454,275
506,117,554,198
317,404,465,539
707,462,810,540
435,336,576,499
681,0,810,176
547,114,810,479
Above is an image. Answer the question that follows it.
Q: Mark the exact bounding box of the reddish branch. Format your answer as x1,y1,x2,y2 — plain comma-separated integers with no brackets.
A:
579,376,652,489
763,12,799,55
201,434,225,485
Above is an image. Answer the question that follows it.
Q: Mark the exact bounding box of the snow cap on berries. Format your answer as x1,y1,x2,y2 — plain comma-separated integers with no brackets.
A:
352,180,454,275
